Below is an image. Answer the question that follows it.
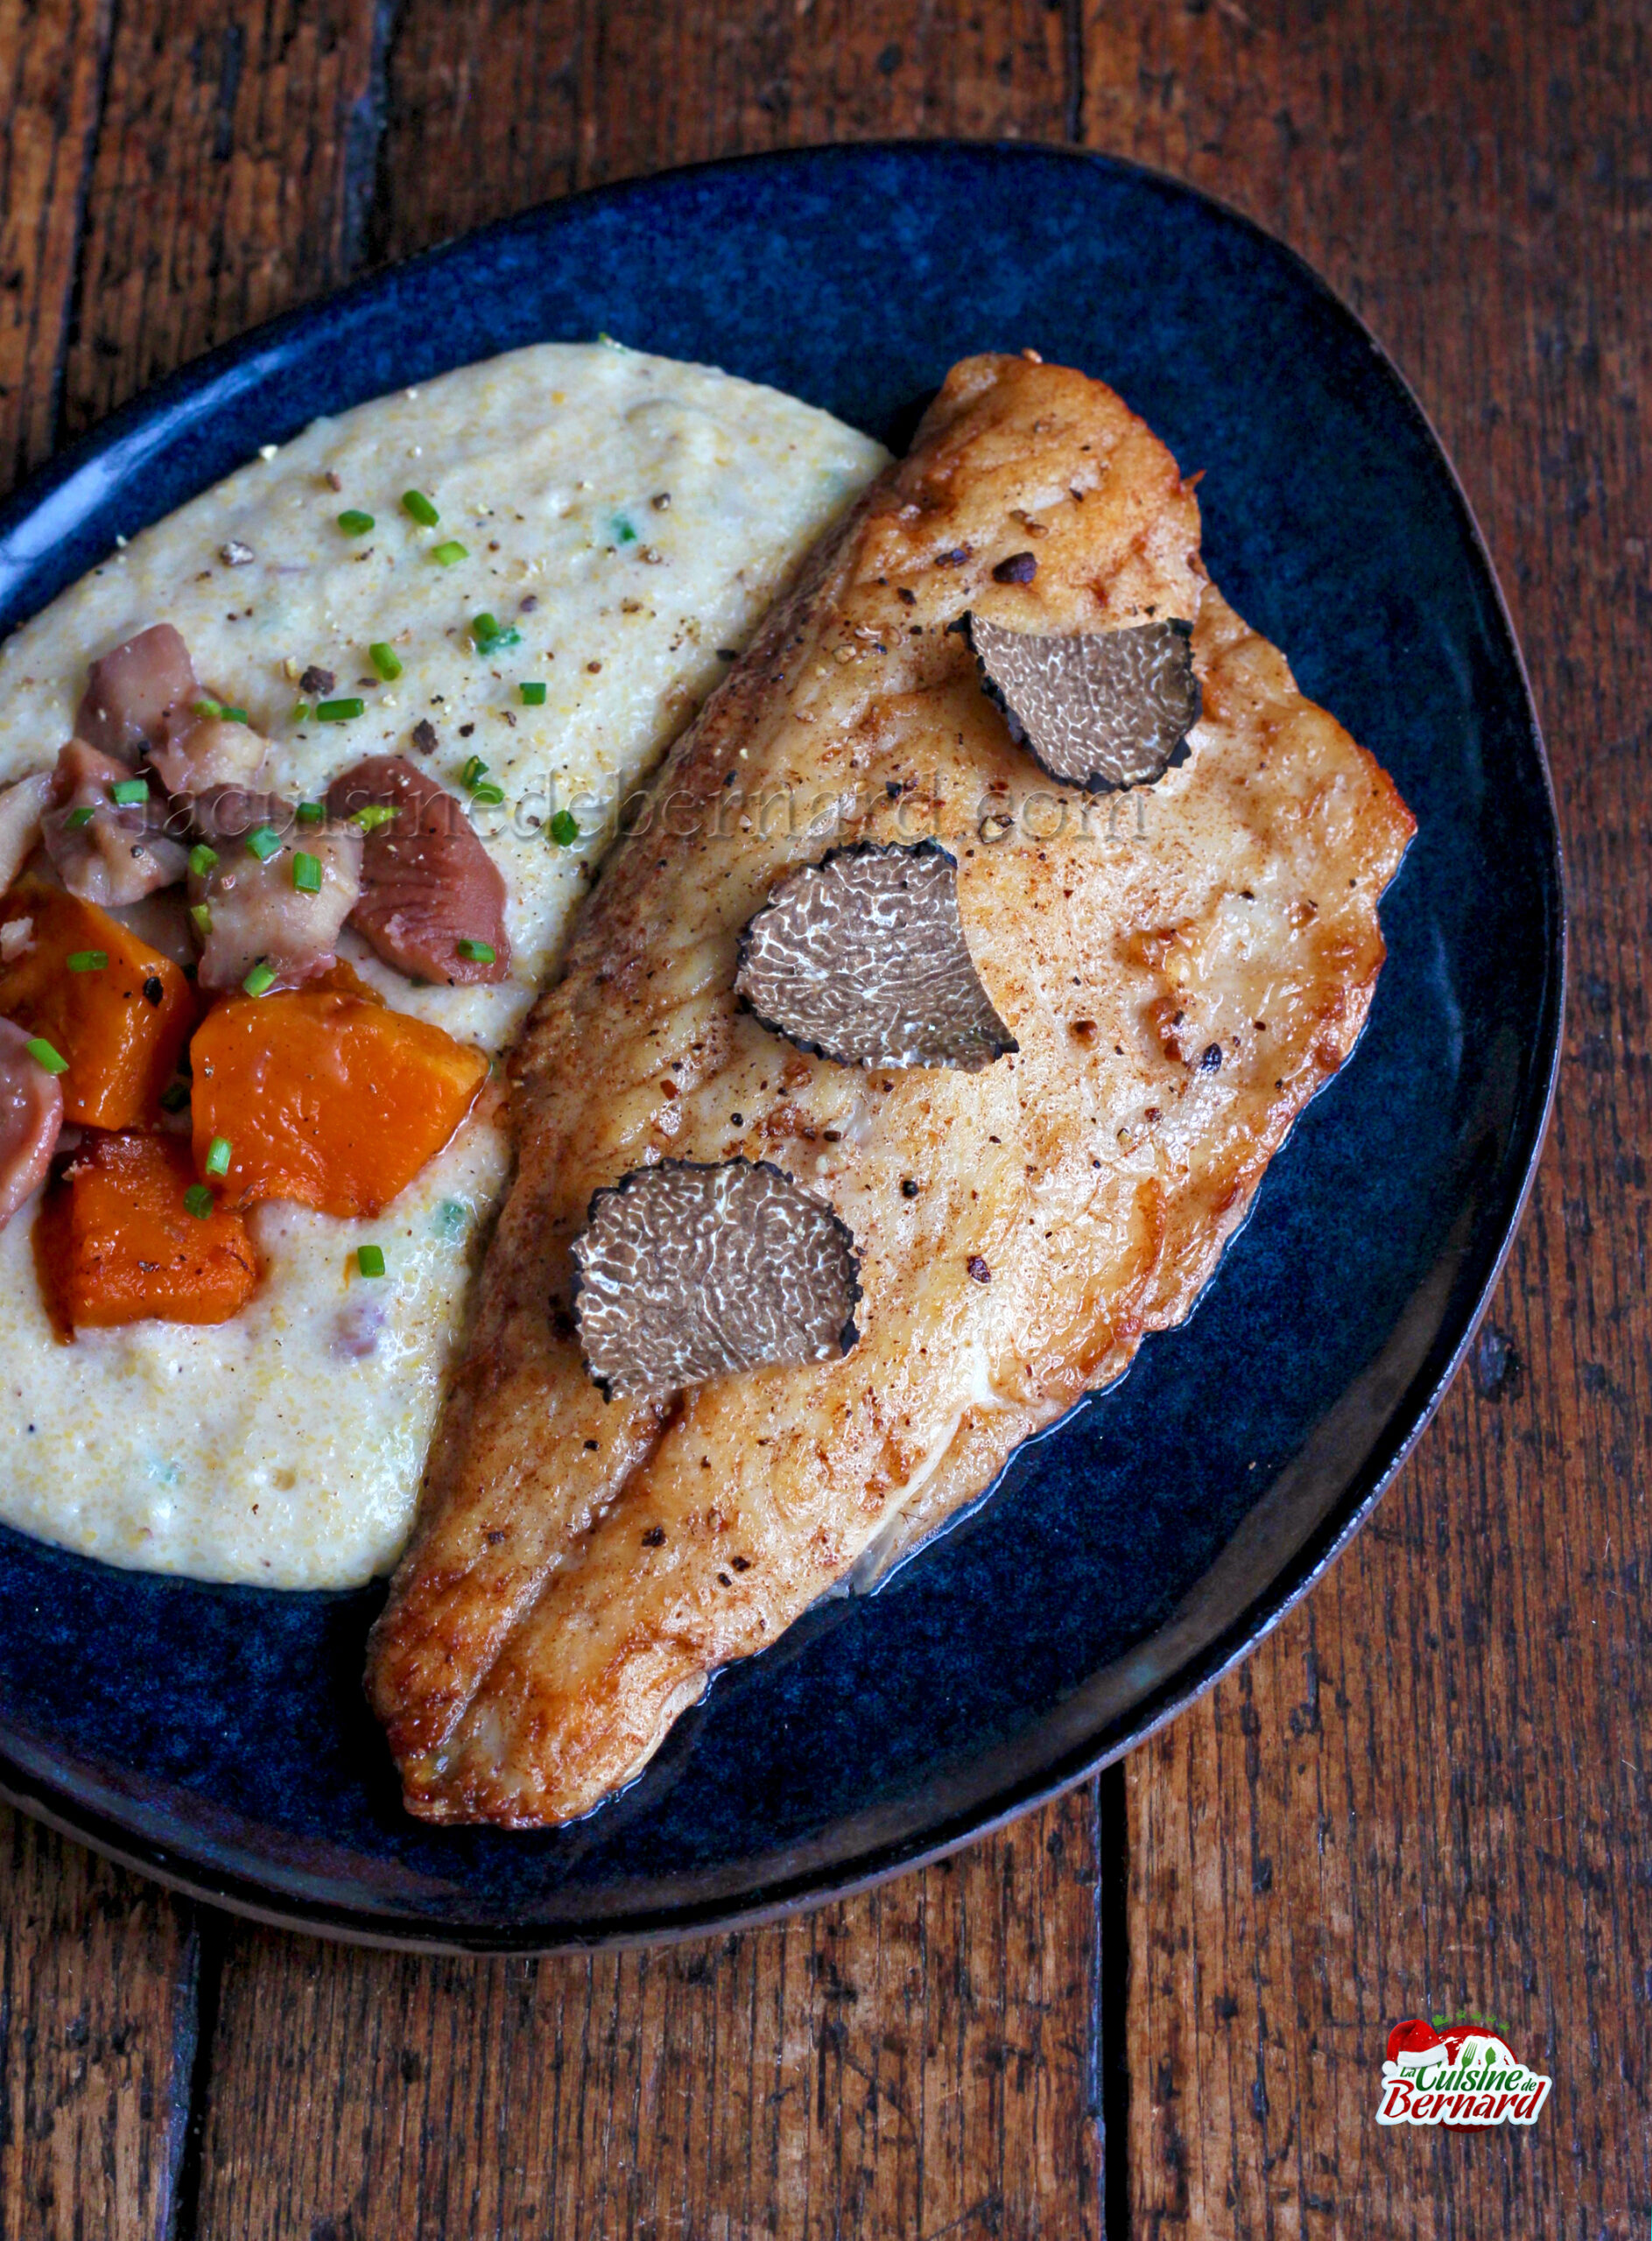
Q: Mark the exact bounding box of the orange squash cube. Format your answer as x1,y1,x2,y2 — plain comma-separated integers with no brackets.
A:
0,884,195,1129
190,987,488,1217
34,1130,258,1333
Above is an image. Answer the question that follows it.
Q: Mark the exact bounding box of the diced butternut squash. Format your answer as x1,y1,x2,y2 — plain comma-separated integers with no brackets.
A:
33,1130,257,1333
0,883,196,1129
190,987,488,1217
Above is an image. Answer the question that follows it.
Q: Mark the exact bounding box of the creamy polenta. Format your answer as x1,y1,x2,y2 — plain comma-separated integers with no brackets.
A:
0,342,885,1584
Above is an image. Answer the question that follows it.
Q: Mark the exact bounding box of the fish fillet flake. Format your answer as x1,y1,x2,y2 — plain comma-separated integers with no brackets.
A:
367,354,1415,1825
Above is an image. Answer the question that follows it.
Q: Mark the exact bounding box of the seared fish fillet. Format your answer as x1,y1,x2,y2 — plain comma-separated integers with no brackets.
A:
369,355,1415,1825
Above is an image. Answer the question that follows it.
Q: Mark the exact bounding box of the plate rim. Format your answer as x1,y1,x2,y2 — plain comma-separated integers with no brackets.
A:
0,137,1565,1951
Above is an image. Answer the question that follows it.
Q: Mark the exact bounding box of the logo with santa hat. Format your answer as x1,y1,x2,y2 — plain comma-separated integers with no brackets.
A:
1377,2018,1551,2127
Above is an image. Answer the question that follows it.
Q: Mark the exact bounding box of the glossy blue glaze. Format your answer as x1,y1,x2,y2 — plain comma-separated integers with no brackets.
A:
0,145,1562,1948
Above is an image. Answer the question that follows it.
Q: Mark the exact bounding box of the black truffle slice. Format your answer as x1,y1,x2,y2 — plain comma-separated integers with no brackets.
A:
735,840,1016,1071
965,614,1201,790
571,1158,861,1401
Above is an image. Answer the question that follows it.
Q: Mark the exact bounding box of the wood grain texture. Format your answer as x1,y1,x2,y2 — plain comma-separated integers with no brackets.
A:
1085,3,1651,2232
369,0,1070,267
362,0,579,267
0,1803,199,2241
60,0,379,441
193,1791,1100,2241
565,0,1071,189
0,0,110,484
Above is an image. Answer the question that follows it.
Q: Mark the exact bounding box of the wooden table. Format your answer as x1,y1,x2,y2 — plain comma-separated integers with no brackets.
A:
0,3,1641,2233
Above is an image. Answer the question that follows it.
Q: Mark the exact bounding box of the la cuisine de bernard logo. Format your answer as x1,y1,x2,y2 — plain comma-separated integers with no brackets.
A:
1376,2018,1552,2127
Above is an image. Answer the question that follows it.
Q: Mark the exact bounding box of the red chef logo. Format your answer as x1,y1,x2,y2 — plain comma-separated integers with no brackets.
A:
1377,2018,1551,2127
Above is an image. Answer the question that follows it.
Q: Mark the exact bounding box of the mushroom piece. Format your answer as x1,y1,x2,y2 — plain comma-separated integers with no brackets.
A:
40,741,190,908
189,784,288,847
187,789,362,991
327,755,510,986
735,839,1016,1071
74,624,200,767
0,1016,63,1228
104,884,200,973
0,771,53,896
964,613,1202,791
571,1157,861,1401
331,1293,386,1360
148,713,267,797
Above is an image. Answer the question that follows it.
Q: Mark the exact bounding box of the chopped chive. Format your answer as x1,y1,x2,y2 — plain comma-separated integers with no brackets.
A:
350,804,397,832
67,949,109,973
292,851,323,894
402,490,439,527
520,680,546,706
609,514,638,545
470,611,521,654
189,903,214,938
431,539,468,566
25,1037,67,1075
295,799,325,825
292,702,311,724
337,509,375,535
222,706,249,725
204,1135,232,1177
548,809,580,847
456,938,496,963
316,697,365,722
245,824,282,862
242,962,277,997
195,696,248,724
460,754,489,790
65,804,95,829
183,1183,214,1219
369,641,403,681
110,778,150,806
355,1243,386,1278
469,781,505,807
187,842,219,877
159,1079,192,1113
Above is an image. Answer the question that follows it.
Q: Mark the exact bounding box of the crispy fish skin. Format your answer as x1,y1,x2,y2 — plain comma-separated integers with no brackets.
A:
367,355,1414,1825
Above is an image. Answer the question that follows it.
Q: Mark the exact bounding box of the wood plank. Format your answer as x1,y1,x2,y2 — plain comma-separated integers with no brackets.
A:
193,1789,1100,2240
0,0,110,488
60,0,380,441
0,1803,200,2241
1085,3,1652,2231
369,0,1070,268
361,0,580,269
567,0,1071,192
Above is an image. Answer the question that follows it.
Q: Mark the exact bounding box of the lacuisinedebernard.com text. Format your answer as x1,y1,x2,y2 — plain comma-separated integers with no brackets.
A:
468,774,1159,850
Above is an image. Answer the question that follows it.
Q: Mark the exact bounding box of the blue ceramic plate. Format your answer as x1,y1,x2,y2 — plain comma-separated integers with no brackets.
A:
0,145,1562,1949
